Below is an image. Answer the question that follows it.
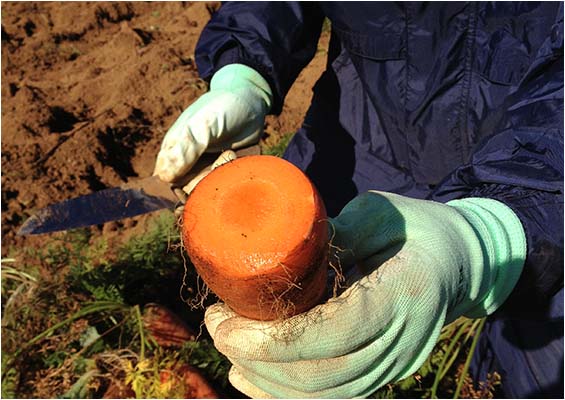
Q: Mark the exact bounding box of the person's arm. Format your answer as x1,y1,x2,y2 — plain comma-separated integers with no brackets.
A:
430,8,564,313
154,2,324,185
195,2,325,114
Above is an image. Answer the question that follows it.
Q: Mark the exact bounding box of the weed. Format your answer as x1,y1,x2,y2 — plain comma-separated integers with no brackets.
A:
1,212,218,398
122,349,187,398
261,131,295,158
1,352,18,398
369,317,493,399
179,338,231,389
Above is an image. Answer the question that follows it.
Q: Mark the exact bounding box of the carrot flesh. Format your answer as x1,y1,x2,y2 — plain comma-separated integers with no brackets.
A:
183,155,328,320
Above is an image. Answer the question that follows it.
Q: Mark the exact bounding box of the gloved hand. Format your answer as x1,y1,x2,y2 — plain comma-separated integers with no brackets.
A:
153,63,272,185
204,191,527,398
171,149,237,208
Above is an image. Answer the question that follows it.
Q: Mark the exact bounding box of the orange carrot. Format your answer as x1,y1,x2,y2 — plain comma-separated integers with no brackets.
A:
182,155,328,320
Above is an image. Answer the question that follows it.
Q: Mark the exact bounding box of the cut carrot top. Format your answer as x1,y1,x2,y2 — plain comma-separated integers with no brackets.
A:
183,155,328,320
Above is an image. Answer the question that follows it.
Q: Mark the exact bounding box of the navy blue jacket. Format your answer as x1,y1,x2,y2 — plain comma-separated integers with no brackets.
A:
195,2,563,397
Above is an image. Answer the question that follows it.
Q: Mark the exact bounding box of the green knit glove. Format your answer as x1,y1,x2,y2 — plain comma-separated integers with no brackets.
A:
154,63,272,183
204,191,526,398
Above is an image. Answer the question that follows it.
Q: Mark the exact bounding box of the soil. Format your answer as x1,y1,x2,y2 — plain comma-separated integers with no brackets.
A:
1,1,328,256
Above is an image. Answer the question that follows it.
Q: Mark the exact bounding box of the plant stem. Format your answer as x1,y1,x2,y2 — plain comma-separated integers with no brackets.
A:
441,318,482,382
453,318,486,399
15,301,129,358
1,266,37,283
134,305,146,360
431,318,473,398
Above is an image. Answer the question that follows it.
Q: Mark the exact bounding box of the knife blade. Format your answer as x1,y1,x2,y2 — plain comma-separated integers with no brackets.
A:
17,176,177,235
17,146,260,235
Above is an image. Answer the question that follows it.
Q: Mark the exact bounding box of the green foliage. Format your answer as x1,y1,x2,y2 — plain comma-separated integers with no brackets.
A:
43,350,68,369
67,212,192,307
261,132,295,158
61,369,97,399
123,349,188,399
180,339,232,389
28,227,108,274
1,212,213,398
1,352,18,399
369,317,490,399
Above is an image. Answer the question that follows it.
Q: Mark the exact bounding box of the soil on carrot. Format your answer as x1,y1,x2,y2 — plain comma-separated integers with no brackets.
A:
1,1,329,256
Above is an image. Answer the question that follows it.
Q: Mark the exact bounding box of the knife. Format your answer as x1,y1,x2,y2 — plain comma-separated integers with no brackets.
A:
17,145,260,235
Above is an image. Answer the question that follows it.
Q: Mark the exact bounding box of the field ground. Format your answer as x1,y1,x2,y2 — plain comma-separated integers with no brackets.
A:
1,1,327,256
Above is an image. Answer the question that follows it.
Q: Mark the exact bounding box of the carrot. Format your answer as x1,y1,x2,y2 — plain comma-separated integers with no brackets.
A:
182,155,328,320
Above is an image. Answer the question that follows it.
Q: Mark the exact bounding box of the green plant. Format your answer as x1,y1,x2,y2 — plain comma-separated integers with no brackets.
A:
1,212,215,398
125,350,186,398
261,131,295,157
179,339,231,389
1,352,18,398
61,368,98,399
369,317,492,399
67,212,193,306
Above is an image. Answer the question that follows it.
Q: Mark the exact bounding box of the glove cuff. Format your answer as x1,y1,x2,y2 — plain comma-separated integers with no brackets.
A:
447,198,527,317
210,64,273,113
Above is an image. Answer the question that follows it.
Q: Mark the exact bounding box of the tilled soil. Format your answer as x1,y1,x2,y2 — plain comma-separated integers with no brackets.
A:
1,1,327,255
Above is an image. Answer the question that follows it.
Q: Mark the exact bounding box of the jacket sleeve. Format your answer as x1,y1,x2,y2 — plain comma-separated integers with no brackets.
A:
194,1,325,115
430,10,564,314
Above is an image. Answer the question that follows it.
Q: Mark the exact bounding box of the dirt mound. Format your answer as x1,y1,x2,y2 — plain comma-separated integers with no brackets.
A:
1,2,327,255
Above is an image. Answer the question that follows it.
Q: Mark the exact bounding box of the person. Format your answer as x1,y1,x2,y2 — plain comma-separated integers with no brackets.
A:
154,2,563,398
